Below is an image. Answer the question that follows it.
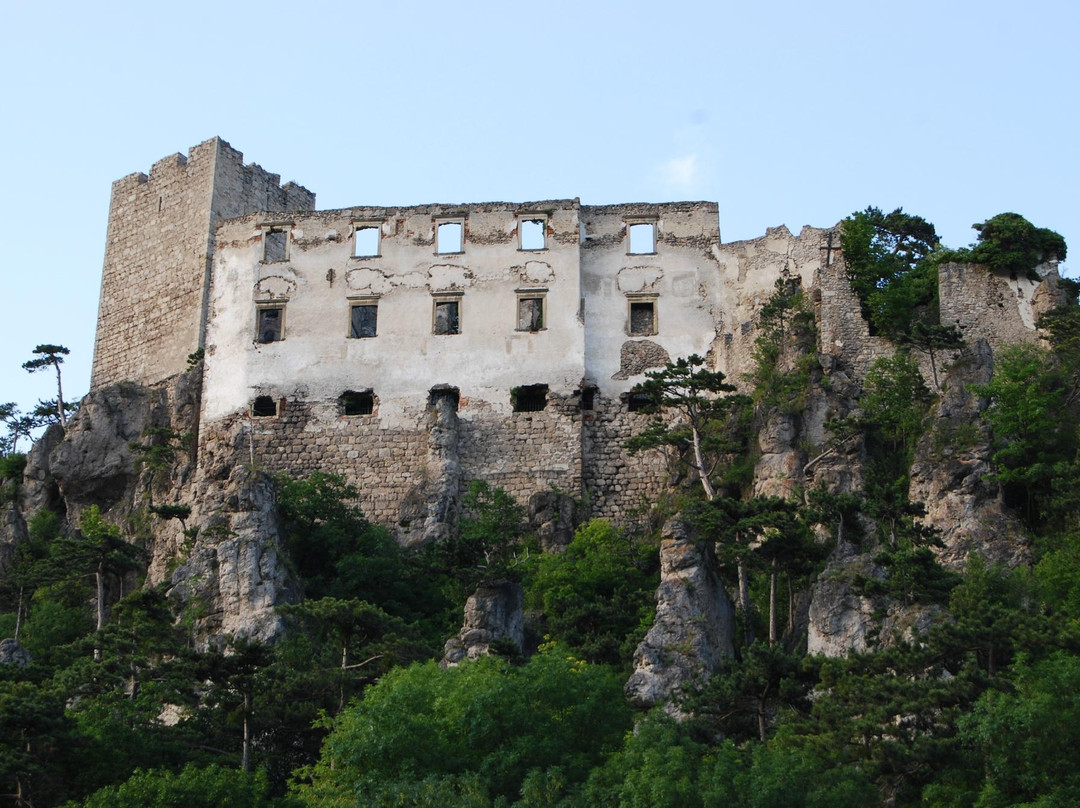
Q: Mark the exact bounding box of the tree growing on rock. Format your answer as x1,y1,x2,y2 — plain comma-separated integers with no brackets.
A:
22,344,71,428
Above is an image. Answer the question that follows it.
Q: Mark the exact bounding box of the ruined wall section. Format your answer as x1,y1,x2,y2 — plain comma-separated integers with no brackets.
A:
579,203,723,518
92,138,313,390
200,201,588,525
938,260,1063,348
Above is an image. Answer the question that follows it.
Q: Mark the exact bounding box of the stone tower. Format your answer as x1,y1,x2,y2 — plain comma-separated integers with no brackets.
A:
91,137,315,390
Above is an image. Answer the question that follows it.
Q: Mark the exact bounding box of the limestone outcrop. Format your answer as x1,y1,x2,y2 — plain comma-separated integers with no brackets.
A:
442,580,525,667
170,466,298,650
625,518,734,713
908,339,1029,569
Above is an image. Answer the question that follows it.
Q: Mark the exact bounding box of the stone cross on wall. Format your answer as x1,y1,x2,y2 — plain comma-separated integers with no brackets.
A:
820,231,840,266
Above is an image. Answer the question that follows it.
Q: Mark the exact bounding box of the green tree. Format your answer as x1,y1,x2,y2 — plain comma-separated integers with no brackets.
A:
72,764,299,808
939,212,1067,274
298,651,631,806
839,207,940,338
47,506,144,661
978,343,1074,525
960,651,1080,807
624,354,751,502
22,344,71,428
525,519,658,666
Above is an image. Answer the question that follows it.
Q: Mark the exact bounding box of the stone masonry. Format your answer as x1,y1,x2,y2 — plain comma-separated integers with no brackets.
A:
89,139,1062,535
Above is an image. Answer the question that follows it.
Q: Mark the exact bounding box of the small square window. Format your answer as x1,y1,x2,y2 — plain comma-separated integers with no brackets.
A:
517,296,545,331
340,390,375,415
353,224,380,257
349,303,378,338
436,220,464,254
628,222,656,255
513,384,548,412
429,385,460,411
627,392,654,412
519,217,546,251
433,299,461,335
252,395,278,417
628,300,656,336
256,306,284,343
263,228,288,263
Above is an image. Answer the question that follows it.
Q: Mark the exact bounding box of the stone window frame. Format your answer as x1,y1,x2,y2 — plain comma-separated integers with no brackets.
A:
435,215,466,255
259,222,292,263
517,212,548,252
255,300,287,343
626,293,658,336
351,219,383,258
515,288,547,332
347,295,380,339
626,217,658,255
432,292,464,335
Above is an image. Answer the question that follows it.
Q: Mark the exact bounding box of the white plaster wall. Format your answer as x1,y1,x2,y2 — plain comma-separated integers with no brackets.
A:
580,204,724,395
202,204,587,426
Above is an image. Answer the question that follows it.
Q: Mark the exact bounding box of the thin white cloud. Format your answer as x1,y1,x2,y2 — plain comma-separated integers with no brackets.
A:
659,154,699,192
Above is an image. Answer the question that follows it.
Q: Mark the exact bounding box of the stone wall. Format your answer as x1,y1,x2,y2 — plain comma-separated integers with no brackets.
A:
92,138,313,390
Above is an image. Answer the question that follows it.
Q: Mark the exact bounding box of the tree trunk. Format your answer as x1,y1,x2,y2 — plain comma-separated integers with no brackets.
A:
738,562,754,646
94,563,105,662
768,559,777,646
14,585,23,642
55,364,66,428
242,691,251,772
691,424,716,501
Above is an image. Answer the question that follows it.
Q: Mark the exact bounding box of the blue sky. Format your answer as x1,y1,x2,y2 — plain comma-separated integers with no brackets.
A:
1,0,1076,422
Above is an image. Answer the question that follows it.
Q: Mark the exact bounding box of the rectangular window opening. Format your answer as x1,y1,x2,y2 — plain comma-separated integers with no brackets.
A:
627,392,653,412
581,387,596,411
433,299,461,335
340,390,375,416
354,225,380,257
520,218,546,251
517,296,545,331
628,300,656,336
349,303,378,338
436,221,463,254
252,396,278,417
256,306,284,343
628,222,656,254
513,384,548,413
263,229,288,263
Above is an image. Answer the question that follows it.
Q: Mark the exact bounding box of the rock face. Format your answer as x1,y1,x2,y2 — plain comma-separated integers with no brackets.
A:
625,518,734,713
528,490,577,552
441,581,525,667
400,388,462,547
170,466,298,650
908,339,1029,569
0,638,32,667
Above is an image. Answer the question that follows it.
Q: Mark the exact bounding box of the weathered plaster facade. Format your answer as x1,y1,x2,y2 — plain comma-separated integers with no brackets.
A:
91,138,1061,535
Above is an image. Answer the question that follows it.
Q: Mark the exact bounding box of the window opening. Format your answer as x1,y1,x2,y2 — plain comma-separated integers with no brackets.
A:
353,225,380,257
628,300,656,336
436,221,463,254
627,392,653,412
340,390,375,415
263,228,288,263
520,218,546,251
252,396,277,417
628,222,656,254
257,306,284,343
433,299,461,335
513,384,548,413
517,296,544,331
581,387,596,411
349,303,378,338
429,385,461,411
